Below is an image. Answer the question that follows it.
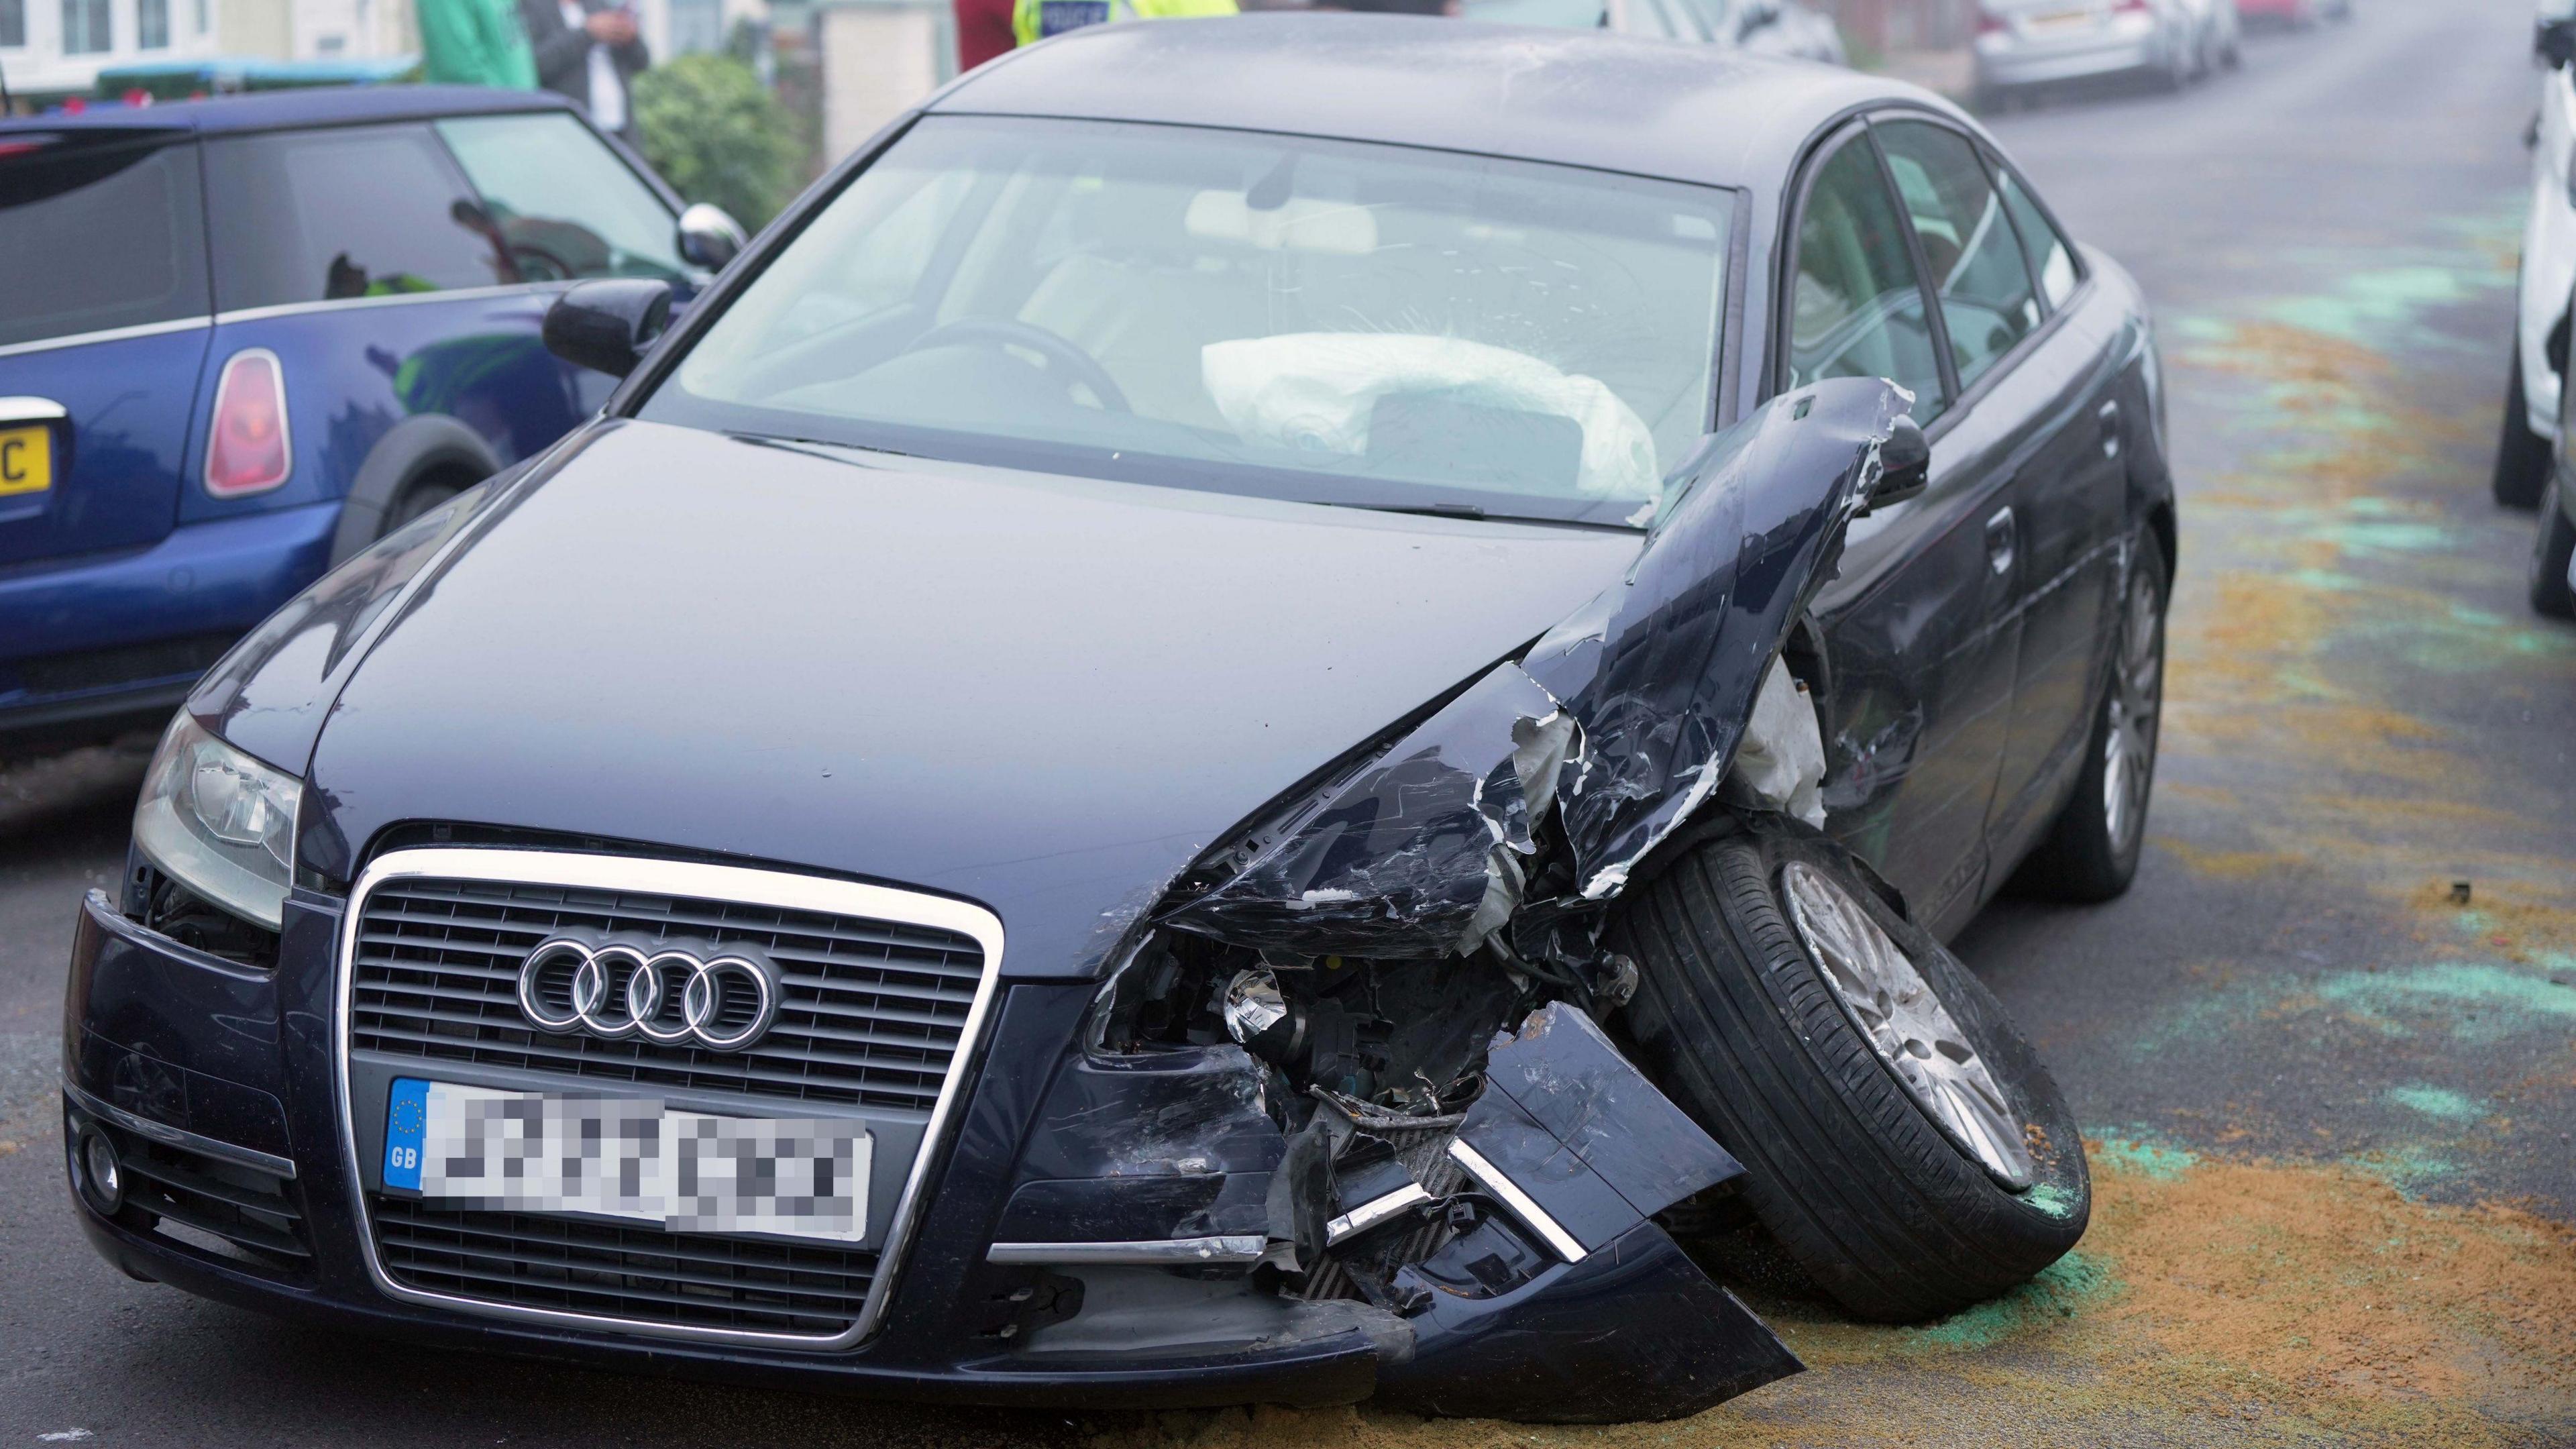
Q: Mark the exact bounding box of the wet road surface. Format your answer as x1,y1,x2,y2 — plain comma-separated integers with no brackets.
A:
3,0,2571,1441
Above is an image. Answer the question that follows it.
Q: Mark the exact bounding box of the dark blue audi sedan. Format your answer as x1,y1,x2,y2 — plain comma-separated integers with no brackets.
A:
0,87,743,756
59,17,2171,1425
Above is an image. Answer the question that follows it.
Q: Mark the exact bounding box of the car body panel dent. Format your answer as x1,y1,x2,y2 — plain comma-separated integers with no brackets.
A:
1163,378,1908,960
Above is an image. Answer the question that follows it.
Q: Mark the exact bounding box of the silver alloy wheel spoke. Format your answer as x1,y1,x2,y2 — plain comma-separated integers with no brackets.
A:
1781,861,2037,1190
2104,570,2163,855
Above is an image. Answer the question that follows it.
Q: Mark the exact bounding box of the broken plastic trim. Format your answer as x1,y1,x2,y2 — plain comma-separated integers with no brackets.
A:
1162,378,1909,959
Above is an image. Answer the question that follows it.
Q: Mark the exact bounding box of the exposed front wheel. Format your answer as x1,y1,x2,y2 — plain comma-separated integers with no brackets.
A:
2496,348,2554,509
1615,821,2091,1324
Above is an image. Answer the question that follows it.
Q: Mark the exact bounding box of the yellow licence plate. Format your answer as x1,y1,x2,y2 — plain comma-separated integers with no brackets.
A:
2029,8,2094,30
0,425,50,498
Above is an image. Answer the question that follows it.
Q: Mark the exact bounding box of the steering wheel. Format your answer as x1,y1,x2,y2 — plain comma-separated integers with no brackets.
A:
899,318,1133,415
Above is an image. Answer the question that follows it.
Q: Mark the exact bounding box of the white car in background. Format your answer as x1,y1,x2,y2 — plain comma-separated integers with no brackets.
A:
2501,0,2576,508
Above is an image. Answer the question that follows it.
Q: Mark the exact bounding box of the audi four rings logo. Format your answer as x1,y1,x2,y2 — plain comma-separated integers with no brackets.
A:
516,936,783,1051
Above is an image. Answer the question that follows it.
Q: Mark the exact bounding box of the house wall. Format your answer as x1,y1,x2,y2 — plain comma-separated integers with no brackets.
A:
816,0,946,165
3,0,225,97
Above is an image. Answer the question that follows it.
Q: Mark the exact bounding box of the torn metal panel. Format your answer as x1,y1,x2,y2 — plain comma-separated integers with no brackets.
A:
1163,665,1571,958
1161,378,1907,959
1528,377,1909,898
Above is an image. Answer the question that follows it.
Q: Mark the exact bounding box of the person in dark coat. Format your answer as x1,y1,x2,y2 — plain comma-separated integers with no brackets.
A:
519,0,651,144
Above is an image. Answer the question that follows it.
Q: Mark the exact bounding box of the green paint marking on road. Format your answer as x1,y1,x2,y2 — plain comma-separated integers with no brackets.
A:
1907,1250,2114,1352
2264,260,2509,350
2385,1085,2482,1122
2023,1182,2082,1219
2314,962,2576,1042
2346,1145,2458,1196
2093,1138,2199,1180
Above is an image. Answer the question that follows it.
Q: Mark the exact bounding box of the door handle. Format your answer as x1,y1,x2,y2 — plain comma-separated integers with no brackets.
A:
1984,506,2016,577
2096,398,2123,460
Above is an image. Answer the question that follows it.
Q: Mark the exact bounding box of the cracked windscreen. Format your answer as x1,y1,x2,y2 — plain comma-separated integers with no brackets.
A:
645,115,1734,526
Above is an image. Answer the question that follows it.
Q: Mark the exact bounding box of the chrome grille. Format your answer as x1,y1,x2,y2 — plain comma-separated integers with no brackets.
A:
372,1196,877,1336
350,875,983,1110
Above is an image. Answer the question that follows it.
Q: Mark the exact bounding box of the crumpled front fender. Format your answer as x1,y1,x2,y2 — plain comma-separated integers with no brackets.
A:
1164,377,1909,957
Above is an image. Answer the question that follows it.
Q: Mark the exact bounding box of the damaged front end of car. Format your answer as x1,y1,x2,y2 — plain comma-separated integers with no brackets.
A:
969,378,1922,1422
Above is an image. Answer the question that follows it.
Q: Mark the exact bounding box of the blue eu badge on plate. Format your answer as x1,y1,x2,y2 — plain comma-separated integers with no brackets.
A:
384,1077,429,1191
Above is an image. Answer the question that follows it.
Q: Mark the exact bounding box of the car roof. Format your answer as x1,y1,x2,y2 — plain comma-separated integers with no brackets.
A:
934,13,1947,191
0,85,578,138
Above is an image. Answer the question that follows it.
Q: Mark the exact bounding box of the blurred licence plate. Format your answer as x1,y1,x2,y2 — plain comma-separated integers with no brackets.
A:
2028,7,2096,30
382,1078,870,1242
0,425,50,497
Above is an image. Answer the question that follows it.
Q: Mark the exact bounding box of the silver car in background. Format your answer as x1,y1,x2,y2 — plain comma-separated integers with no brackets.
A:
1974,0,2204,103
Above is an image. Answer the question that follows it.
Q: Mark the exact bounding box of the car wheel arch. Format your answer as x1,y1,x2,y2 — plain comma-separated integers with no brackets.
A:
329,415,505,566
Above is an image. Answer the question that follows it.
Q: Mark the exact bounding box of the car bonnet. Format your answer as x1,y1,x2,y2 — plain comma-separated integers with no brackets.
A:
294,419,1644,980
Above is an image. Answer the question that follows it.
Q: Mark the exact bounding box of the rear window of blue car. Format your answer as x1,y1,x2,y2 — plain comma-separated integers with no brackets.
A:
0,132,209,349
203,123,508,311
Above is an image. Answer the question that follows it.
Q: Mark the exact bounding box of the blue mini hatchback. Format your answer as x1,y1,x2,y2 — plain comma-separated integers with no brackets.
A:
0,86,741,754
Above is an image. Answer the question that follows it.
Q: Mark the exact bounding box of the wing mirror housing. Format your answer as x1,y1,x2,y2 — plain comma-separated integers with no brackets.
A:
1859,414,1929,516
542,278,674,378
676,202,749,272
1737,0,1782,38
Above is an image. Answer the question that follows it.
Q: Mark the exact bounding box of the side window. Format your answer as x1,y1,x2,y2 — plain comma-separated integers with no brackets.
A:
436,113,686,283
1784,134,1947,421
205,125,507,311
1990,156,2079,311
1872,118,2041,394
0,136,208,348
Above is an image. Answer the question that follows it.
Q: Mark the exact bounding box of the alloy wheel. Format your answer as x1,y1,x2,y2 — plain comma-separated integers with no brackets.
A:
1781,861,2037,1189
2100,568,2164,859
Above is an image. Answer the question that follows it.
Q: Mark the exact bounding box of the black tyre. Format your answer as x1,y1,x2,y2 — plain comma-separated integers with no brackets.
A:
380,475,470,539
1616,821,2090,1323
2496,348,2553,510
2534,472,2576,620
2019,533,2167,902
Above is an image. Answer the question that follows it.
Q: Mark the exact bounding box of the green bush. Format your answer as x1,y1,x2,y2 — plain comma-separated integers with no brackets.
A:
633,53,802,233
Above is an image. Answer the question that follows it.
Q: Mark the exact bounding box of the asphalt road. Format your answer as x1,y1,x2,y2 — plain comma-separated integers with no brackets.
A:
3,1,2572,1442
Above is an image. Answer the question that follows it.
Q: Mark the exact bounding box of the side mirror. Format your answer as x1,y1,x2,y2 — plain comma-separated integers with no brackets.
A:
1738,0,1782,38
676,202,748,272
1860,415,1929,515
542,278,674,378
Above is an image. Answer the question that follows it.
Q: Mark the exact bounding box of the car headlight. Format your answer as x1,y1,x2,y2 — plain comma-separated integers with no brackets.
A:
132,714,302,931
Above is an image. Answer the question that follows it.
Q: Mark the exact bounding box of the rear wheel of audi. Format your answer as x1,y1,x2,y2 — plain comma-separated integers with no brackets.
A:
2533,472,2576,619
2496,347,2553,510
2019,533,2167,903
1615,822,2091,1323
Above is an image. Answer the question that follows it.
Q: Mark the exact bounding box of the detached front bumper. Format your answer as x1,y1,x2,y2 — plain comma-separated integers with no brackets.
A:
61,879,1796,1420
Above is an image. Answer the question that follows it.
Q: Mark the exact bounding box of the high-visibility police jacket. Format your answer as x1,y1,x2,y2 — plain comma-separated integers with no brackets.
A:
1012,0,1237,48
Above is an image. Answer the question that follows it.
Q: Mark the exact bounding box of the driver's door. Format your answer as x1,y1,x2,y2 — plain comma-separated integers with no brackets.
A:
1788,123,2023,938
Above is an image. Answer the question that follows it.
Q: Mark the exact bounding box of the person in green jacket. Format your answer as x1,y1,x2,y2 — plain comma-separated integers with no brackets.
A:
418,0,539,89
1011,0,1236,48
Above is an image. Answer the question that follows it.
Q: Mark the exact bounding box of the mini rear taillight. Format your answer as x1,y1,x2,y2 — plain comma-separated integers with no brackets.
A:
1977,10,2008,33
205,350,292,498
2113,0,2151,11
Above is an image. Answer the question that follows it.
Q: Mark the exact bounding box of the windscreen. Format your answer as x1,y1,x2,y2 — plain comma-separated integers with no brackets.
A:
647,116,1733,523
